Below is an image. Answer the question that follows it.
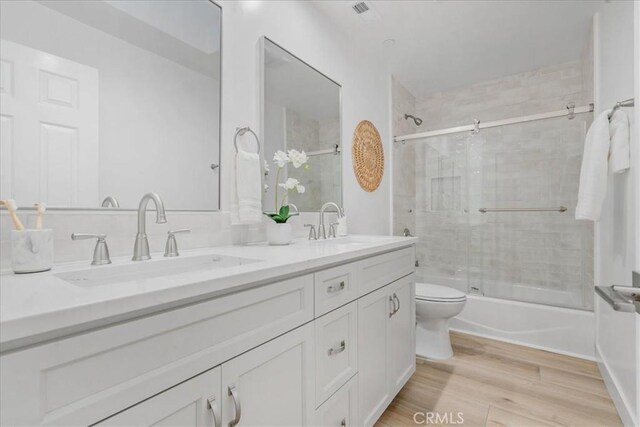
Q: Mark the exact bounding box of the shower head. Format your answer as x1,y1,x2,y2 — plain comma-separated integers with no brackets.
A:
404,114,423,126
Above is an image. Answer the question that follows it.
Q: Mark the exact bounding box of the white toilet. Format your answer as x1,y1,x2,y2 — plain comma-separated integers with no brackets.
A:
415,283,467,360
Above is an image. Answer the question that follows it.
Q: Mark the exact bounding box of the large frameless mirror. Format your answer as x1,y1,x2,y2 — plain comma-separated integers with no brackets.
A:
0,0,221,211
261,37,342,213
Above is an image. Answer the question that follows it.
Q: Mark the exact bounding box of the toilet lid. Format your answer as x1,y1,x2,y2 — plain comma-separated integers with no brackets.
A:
416,283,467,302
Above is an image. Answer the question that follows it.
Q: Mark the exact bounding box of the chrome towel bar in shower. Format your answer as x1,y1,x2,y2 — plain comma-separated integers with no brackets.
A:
478,206,567,213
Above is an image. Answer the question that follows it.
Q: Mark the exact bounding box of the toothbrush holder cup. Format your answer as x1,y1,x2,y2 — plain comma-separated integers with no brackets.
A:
11,229,54,274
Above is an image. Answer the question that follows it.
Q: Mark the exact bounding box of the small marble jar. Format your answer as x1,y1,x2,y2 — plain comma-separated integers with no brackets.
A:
11,229,54,274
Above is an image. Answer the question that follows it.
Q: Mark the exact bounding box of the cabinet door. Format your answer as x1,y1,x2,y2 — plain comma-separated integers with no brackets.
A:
96,367,221,427
387,274,416,395
357,285,392,427
220,323,315,426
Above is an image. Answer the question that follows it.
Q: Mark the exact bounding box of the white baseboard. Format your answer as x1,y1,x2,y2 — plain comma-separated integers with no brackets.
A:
596,344,637,427
450,327,596,361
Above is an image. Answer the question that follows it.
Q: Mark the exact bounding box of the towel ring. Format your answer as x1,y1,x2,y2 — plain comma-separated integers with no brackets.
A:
234,127,260,154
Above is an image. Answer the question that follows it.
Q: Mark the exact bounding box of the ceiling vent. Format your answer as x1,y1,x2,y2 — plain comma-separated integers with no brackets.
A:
350,1,381,23
352,2,370,14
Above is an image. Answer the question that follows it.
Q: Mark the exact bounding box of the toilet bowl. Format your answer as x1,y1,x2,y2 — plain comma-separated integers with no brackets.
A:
415,283,467,360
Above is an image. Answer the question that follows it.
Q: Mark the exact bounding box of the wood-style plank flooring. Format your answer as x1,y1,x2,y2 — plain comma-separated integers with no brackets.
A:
376,332,622,427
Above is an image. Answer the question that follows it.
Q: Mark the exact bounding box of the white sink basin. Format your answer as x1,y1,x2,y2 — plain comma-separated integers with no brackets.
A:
56,254,260,287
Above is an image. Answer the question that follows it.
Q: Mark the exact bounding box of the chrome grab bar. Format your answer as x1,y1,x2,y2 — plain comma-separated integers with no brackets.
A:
595,272,640,314
479,206,567,213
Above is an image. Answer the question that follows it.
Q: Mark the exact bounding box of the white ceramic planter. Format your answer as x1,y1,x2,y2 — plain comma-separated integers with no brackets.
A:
266,222,293,246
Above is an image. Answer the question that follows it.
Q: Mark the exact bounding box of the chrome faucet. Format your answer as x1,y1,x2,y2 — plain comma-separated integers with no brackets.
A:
101,196,120,208
132,192,167,261
318,202,344,239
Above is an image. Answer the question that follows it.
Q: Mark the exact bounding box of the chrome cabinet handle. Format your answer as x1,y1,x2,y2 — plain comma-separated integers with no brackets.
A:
393,293,401,314
389,296,396,317
207,396,221,427
328,340,346,356
327,281,345,293
340,419,346,427
228,386,241,427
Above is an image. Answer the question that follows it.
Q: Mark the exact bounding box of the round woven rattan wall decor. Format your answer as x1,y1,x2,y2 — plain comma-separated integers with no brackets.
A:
352,120,384,192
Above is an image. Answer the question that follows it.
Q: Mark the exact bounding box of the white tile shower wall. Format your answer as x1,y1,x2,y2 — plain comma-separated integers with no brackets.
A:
285,109,341,211
392,77,416,236
395,60,594,309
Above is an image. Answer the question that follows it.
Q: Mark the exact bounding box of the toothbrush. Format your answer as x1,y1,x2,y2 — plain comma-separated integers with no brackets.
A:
34,202,46,229
1,199,24,230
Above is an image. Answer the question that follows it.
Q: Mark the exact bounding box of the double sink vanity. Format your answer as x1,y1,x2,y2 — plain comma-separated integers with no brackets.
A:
0,236,417,426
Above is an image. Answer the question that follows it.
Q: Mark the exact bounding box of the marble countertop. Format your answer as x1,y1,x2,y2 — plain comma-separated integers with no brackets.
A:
0,235,416,351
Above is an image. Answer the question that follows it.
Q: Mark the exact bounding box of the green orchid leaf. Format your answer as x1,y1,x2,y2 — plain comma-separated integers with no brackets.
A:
278,205,290,219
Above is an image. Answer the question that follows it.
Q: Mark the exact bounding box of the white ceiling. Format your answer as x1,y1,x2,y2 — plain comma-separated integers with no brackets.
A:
312,0,602,98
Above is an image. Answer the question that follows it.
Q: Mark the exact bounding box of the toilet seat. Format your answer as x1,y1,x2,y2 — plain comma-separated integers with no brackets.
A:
416,283,466,302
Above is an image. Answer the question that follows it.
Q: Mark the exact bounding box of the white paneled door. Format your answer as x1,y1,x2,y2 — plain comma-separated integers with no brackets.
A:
0,39,98,207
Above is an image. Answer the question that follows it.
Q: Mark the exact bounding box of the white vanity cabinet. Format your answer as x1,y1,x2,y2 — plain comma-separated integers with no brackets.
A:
0,244,416,427
220,323,316,427
96,368,222,427
358,275,416,427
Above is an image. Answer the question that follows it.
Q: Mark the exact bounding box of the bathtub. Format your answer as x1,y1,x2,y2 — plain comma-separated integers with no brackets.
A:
448,293,595,360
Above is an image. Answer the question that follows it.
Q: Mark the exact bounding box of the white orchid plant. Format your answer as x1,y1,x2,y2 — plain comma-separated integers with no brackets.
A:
264,149,309,223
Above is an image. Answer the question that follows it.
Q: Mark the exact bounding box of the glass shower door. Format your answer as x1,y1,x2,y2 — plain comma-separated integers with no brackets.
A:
473,115,593,310
412,113,593,310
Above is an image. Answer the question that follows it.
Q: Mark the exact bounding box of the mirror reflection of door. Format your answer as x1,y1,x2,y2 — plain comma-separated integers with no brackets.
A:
1,40,99,207
0,0,221,210
262,37,342,212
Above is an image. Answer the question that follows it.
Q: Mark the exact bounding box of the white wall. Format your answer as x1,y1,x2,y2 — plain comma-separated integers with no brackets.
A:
593,2,639,426
219,1,391,235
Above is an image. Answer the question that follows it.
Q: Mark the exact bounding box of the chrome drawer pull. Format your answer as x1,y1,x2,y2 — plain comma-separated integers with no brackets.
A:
207,396,221,427
328,340,346,356
340,419,346,427
393,293,401,314
327,281,346,294
228,386,241,427
389,295,396,317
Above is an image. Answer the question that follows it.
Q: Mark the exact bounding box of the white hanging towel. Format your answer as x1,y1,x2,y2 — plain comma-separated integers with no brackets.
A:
575,109,630,221
230,149,263,224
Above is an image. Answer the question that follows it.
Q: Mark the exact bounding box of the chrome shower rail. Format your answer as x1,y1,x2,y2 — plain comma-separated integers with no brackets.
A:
478,206,568,213
306,144,341,157
394,103,594,142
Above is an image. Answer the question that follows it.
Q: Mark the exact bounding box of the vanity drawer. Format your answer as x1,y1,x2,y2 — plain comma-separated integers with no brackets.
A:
315,374,359,427
315,301,358,407
314,262,358,316
358,246,415,296
0,275,313,427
